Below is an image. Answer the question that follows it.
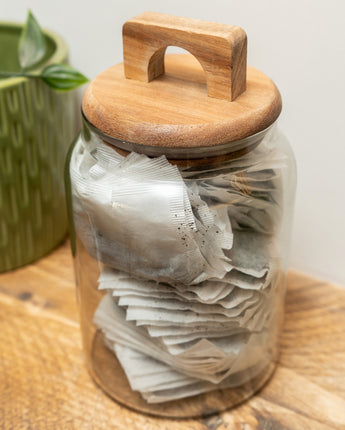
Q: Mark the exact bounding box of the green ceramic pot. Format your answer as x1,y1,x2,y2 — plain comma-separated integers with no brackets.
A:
0,22,78,272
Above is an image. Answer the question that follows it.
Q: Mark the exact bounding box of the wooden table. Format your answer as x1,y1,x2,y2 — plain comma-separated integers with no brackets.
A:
1,240,345,430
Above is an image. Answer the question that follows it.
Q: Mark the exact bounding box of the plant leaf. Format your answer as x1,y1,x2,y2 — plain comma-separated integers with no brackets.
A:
19,10,47,70
40,64,89,91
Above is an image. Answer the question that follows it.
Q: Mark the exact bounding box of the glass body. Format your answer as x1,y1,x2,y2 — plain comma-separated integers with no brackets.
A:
66,121,296,418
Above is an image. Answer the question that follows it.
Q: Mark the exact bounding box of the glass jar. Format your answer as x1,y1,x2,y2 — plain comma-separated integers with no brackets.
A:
65,13,296,418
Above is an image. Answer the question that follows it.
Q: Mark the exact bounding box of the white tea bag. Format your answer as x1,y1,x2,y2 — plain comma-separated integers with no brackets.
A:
95,294,274,384
114,344,200,392
71,139,234,286
114,344,271,403
226,230,272,278
160,327,248,346
145,323,243,338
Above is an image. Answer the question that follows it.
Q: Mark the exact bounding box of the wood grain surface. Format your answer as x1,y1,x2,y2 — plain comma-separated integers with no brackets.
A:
82,53,282,148
1,240,345,430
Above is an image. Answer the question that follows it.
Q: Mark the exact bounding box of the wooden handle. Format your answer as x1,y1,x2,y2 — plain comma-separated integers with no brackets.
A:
122,12,247,101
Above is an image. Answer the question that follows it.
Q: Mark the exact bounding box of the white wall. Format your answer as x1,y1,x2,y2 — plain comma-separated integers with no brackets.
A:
2,0,345,285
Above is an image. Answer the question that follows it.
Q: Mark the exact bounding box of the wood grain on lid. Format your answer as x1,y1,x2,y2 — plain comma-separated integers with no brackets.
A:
82,54,281,148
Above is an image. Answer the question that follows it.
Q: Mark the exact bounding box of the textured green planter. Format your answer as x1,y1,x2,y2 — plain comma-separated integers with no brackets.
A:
0,22,78,272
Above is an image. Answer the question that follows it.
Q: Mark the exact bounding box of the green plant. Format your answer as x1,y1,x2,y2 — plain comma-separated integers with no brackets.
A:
0,10,88,90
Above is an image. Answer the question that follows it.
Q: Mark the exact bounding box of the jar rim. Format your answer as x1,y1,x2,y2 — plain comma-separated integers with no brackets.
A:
82,111,276,161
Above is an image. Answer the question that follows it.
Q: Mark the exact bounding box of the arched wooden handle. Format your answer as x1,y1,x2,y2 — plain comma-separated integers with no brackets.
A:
122,12,247,101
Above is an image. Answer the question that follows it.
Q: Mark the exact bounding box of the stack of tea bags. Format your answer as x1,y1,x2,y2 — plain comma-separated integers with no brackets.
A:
70,141,233,285
70,132,287,403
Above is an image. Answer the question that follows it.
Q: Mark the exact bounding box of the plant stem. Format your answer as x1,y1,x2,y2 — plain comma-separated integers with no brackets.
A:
0,71,40,78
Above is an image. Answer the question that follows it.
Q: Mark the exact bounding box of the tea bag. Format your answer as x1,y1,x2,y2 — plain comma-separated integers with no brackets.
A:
97,312,269,403
145,324,246,338
113,344,200,392
70,138,233,286
140,358,270,404
226,230,273,278
95,293,274,384
160,327,248,346
227,205,276,234
99,266,234,304
97,233,278,347
181,137,287,237
113,344,271,403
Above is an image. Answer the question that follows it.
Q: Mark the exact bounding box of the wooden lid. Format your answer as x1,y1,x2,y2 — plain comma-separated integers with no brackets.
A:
82,12,282,149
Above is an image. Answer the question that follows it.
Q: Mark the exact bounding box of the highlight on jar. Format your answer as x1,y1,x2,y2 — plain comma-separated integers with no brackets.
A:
65,12,296,418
